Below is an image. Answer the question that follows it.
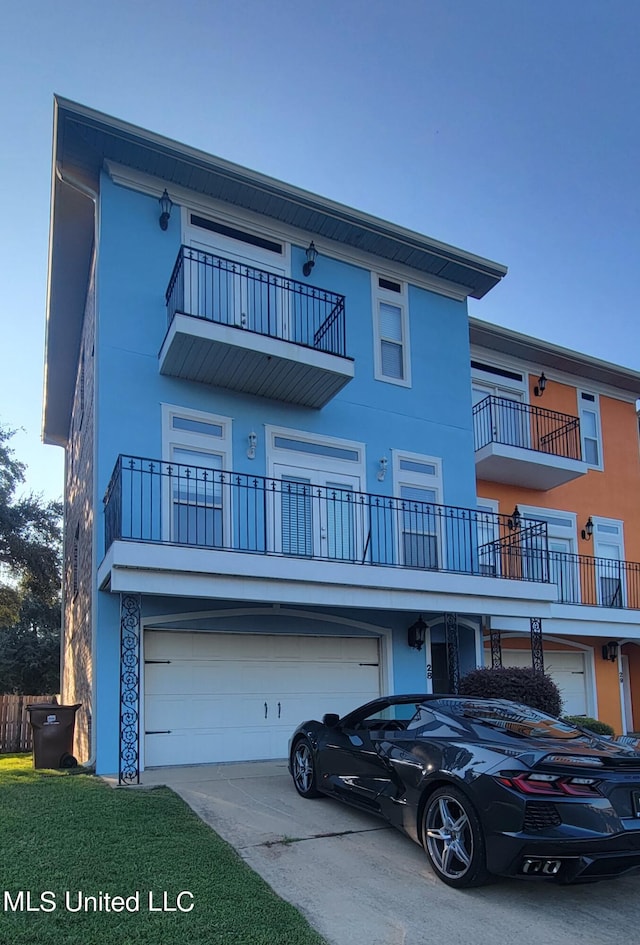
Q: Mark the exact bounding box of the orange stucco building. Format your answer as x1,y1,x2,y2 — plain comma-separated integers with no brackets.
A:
471,319,640,733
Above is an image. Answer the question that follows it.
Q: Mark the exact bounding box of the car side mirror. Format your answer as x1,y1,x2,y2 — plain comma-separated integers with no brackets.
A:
322,713,340,728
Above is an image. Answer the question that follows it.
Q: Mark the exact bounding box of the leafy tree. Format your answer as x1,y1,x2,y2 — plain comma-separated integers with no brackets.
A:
0,424,62,624
0,423,62,693
0,591,60,693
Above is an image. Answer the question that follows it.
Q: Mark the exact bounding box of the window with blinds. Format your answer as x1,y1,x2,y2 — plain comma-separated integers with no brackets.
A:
373,275,410,386
579,391,602,467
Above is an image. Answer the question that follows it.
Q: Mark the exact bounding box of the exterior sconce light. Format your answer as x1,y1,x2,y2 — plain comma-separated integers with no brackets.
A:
159,189,173,231
581,517,594,541
507,505,522,531
534,372,547,397
377,457,388,482
247,432,257,460
408,615,427,651
601,640,619,662
302,241,318,277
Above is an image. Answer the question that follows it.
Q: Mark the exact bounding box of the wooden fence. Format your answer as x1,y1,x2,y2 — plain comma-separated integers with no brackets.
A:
0,694,56,753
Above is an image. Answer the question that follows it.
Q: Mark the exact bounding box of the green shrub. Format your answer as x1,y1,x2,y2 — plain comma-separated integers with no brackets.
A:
459,666,563,717
563,715,614,736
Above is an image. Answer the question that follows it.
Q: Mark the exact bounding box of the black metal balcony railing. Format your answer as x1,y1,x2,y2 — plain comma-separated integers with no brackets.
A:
550,551,640,610
473,396,582,461
104,456,549,583
165,246,347,357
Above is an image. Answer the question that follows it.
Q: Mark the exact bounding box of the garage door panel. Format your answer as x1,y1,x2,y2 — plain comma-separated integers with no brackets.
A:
484,647,588,716
144,632,381,768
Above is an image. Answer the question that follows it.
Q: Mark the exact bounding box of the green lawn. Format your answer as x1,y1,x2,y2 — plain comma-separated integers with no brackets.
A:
0,755,326,945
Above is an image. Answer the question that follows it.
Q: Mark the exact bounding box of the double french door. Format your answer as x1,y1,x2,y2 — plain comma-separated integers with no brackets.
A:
273,464,362,561
187,238,289,339
472,382,529,448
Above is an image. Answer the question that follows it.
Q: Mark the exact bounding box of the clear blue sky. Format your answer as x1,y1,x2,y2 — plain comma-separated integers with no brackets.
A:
2,0,639,501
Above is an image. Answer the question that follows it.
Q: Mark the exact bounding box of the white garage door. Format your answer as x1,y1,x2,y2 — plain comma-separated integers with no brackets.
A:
484,648,589,716
144,632,381,768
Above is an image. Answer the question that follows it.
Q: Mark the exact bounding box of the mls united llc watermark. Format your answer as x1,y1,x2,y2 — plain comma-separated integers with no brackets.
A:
3,890,195,913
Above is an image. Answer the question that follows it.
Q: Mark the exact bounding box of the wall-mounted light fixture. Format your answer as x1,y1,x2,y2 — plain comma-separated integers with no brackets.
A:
377,457,388,482
408,615,427,651
581,517,594,541
601,640,619,662
302,241,318,277
158,189,173,231
534,372,547,397
507,505,522,531
247,432,257,460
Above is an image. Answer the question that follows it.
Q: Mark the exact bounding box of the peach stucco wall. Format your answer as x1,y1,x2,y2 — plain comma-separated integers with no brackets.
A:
477,373,640,735
479,379,640,559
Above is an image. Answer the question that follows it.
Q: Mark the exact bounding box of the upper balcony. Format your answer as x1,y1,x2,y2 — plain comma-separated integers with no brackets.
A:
159,246,354,408
473,395,588,490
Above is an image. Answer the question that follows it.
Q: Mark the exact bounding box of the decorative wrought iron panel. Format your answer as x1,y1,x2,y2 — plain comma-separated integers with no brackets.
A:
119,594,141,785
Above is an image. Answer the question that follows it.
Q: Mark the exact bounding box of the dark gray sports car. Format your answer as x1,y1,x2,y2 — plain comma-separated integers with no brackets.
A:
288,694,640,887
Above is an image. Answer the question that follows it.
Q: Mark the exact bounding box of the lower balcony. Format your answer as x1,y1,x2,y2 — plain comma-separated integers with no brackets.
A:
99,455,555,612
159,246,354,408
551,551,640,611
473,396,587,490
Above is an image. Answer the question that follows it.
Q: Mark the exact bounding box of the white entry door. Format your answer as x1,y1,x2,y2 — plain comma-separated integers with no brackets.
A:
144,632,380,767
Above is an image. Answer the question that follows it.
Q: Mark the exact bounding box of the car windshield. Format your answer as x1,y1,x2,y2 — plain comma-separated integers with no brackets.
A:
431,699,584,740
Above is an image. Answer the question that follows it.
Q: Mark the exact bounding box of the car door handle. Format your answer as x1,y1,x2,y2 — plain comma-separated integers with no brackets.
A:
264,702,268,719
278,702,281,719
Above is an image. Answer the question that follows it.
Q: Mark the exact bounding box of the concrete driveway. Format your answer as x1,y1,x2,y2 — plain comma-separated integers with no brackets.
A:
141,760,640,945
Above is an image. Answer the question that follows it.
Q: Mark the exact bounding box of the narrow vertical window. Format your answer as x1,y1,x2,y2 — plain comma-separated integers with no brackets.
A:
579,391,602,467
373,276,410,386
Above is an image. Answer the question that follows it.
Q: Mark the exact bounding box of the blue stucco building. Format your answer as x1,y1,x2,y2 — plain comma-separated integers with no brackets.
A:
44,98,556,779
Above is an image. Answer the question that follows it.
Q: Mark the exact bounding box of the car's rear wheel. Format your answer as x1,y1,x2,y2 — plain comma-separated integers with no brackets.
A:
291,738,323,798
422,786,491,888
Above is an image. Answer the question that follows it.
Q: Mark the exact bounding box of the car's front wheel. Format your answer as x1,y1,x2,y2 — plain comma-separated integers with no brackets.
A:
422,786,491,888
291,738,323,798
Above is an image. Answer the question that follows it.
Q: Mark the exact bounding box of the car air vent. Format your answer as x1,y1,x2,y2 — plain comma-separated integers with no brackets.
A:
523,802,561,832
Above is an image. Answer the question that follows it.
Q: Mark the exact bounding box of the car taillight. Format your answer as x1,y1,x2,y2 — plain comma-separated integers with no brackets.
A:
496,772,601,797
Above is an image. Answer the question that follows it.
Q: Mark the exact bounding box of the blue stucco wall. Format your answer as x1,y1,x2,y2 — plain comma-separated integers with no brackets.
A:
92,175,481,774
96,177,477,531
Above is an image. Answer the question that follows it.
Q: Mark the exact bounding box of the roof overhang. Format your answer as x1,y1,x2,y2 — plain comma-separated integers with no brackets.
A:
44,97,507,446
470,318,640,398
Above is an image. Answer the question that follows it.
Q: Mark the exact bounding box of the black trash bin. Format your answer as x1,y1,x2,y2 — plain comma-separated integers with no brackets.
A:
27,704,81,769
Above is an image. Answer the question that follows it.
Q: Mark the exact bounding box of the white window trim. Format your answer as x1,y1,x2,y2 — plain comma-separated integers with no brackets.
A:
592,516,625,557
372,274,411,388
266,424,366,484
517,505,578,546
161,404,233,545
471,362,528,402
392,449,443,500
161,403,232,465
392,449,444,571
182,206,292,276
578,389,604,471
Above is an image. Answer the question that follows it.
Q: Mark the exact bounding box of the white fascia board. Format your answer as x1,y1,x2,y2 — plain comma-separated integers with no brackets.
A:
493,608,640,638
469,324,640,401
98,541,555,616
105,161,472,302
